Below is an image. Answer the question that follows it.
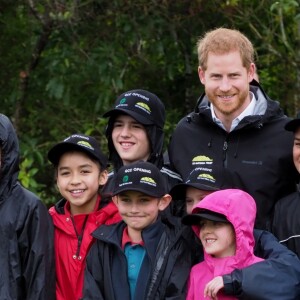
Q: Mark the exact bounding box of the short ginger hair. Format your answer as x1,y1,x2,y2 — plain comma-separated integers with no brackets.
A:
197,28,254,71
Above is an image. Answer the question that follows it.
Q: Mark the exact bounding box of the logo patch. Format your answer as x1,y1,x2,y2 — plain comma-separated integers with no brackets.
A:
140,176,157,187
115,97,128,109
197,173,216,183
77,141,94,150
192,155,213,165
135,102,151,114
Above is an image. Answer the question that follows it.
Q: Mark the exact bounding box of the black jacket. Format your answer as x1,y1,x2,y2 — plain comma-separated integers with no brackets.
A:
82,217,192,300
0,114,55,300
272,186,300,257
168,81,298,230
223,229,300,299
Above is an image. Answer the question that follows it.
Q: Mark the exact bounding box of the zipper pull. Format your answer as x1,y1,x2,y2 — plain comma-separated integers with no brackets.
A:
223,140,228,167
76,235,83,259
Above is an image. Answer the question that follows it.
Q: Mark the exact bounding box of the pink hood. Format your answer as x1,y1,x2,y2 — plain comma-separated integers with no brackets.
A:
192,188,263,274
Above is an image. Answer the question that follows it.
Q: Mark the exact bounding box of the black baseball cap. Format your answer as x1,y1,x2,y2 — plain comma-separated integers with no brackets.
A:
170,168,220,199
182,210,229,226
103,89,165,129
285,112,300,132
48,134,108,169
113,161,167,197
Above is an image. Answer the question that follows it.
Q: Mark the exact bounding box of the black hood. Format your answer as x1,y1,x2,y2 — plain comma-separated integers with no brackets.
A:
0,114,20,202
195,79,285,124
105,115,164,172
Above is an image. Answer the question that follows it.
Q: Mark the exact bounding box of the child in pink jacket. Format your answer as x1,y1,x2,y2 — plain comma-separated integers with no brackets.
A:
182,189,263,300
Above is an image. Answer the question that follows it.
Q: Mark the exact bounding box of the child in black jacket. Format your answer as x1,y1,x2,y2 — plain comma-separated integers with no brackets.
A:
273,112,300,257
82,161,192,300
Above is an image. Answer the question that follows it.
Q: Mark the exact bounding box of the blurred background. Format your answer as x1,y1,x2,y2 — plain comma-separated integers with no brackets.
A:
0,0,299,205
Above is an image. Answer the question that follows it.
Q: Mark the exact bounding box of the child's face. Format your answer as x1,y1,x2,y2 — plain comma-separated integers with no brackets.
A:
114,191,170,234
112,114,151,165
199,219,236,258
293,128,300,173
56,151,108,215
186,186,213,214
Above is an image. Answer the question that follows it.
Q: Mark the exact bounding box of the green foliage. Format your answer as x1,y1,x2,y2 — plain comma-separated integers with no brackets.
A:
0,0,299,206
270,0,299,13
19,157,41,189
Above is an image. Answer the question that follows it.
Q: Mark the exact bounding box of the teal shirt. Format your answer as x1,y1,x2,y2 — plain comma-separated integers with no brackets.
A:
124,244,146,299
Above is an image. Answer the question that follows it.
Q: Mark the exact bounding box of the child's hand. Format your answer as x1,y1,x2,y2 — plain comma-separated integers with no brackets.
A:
204,276,224,300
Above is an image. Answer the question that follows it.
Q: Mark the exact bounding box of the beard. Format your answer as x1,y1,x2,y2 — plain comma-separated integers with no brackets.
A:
206,87,249,117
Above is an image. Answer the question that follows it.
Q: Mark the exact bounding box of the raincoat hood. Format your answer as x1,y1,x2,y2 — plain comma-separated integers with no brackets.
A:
195,80,283,124
192,189,261,268
0,114,20,201
0,114,56,299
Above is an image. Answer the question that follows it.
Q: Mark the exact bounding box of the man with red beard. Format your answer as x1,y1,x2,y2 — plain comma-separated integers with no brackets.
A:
168,27,298,231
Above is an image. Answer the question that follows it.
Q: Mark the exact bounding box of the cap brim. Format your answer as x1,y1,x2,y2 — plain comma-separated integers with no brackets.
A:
285,119,300,132
112,186,164,198
182,211,228,225
103,109,154,125
171,182,219,196
48,143,100,165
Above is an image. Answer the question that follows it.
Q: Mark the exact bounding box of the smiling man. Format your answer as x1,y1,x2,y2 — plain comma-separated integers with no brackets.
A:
168,27,298,231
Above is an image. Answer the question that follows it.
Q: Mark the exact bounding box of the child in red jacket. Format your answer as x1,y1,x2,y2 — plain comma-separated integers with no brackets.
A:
48,134,122,300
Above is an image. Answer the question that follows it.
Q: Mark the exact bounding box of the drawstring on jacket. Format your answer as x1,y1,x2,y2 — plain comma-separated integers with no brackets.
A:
208,137,212,148
256,122,263,129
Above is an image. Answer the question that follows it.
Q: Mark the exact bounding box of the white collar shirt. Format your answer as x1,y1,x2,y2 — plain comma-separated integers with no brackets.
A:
210,91,256,132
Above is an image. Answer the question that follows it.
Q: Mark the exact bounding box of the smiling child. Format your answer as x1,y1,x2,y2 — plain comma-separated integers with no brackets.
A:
48,134,121,300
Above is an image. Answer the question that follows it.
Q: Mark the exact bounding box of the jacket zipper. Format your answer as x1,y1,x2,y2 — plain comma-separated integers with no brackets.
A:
71,215,89,260
146,227,183,298
223,140,228,168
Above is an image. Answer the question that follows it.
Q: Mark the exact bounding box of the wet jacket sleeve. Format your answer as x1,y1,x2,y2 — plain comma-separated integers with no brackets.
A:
158,240,191,300
21,198,56,300
222,230,300,300
81,244,105,300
